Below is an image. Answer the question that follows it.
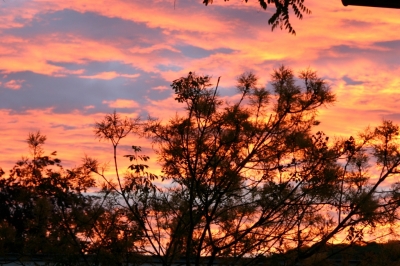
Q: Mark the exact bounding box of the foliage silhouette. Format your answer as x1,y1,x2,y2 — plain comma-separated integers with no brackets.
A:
2,67,400,266
90,66,400,265
0,132,144,265
342,0,400,9
202,0,400,35
202,0,311,35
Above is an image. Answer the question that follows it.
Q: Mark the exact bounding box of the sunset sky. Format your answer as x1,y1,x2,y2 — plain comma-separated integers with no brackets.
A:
1,0,400,176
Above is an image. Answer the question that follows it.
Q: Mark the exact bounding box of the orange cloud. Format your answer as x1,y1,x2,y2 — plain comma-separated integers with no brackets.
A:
102,99,139,108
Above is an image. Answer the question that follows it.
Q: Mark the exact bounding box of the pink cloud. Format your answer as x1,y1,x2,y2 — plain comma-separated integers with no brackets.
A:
152,85,169,91
4,79,24,90
57,68,86,76
80,71,140,80
84,105,95,110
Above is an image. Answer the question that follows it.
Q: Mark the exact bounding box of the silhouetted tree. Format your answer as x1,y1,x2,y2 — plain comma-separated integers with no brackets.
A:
0,132,143,265
4,67,400,266
92,66,400,266
90,112,157,259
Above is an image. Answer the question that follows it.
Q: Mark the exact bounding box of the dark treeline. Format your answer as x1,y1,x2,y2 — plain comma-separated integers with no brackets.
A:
2,66,400,266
